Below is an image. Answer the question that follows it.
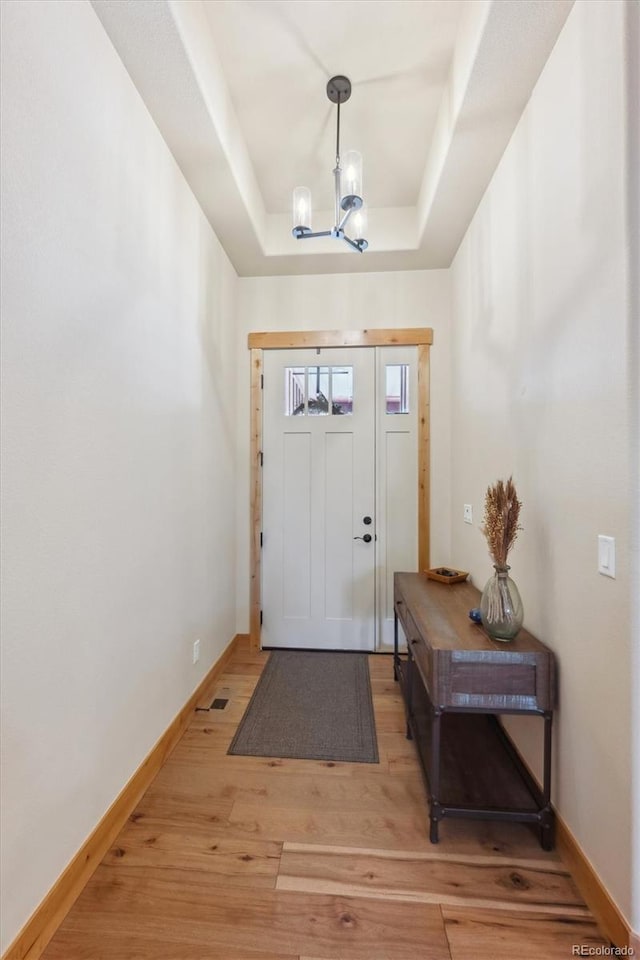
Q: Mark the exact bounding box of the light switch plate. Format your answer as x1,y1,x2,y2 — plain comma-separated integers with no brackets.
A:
463,504,473,524
597,535,616,578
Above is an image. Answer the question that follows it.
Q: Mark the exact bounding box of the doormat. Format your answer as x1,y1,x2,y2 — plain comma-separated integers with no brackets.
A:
228,650,379,764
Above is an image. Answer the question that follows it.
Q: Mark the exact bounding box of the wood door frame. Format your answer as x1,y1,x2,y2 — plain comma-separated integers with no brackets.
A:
248,328,433,650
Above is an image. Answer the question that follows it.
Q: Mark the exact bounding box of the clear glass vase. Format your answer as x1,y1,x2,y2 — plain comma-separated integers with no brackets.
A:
480,564,524,641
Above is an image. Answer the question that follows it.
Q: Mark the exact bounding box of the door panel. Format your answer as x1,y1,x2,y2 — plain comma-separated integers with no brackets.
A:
262,348,376,650
282,432,311,618
325,431,354,619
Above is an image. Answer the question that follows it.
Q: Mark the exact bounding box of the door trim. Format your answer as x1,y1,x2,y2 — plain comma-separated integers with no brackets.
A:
248,328,433,650
248,329,433,350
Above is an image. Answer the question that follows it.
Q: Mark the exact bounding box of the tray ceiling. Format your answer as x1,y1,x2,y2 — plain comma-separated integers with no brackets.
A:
92,0,574,276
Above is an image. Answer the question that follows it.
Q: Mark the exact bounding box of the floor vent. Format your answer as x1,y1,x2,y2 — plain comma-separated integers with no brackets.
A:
211,698,229,710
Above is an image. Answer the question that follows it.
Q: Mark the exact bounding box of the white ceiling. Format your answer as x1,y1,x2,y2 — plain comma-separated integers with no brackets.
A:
92,0,574,276
203,0,464,213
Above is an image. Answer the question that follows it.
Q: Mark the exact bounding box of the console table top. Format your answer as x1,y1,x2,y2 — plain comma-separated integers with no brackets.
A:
394,572,552,657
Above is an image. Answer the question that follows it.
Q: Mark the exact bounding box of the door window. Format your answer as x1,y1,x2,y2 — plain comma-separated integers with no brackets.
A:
285,365,353,416
385,364,410,414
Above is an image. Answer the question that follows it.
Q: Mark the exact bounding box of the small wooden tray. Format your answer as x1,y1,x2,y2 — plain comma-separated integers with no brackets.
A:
425,567,469,584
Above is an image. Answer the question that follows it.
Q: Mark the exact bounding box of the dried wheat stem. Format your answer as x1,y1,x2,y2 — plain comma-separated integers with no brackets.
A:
481,477,522,567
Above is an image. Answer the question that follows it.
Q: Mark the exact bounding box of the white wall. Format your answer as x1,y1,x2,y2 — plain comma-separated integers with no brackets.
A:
234,270,452,634
0,0,238,950
450,0,633,924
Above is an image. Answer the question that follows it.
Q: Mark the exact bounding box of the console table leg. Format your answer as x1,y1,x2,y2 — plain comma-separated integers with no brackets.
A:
543,712,553,805
429,813,440,844
540,813,555,851
429,709,442,844
540,712,555,849
393,612,399,681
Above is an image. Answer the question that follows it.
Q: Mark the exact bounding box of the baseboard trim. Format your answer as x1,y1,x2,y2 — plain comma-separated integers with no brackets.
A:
556,814,631,948
3,633,243,960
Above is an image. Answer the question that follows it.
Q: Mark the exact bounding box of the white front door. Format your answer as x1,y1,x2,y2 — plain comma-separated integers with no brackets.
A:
262,348,376,650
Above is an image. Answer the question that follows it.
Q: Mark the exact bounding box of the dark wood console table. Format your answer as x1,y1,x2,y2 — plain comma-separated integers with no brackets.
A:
393,572,557,849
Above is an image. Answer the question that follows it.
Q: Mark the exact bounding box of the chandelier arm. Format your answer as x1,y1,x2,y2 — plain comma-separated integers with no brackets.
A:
342,234,365,253
294,229,333,240
337,205,354,232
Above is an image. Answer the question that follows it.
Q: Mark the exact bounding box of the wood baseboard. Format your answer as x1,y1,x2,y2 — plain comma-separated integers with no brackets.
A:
631,929,640,953
555,803,631,948
3,634,242,960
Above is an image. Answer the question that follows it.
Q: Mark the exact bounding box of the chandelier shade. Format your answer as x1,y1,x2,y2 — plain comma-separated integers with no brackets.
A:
292,186,312,232
352,204,367,243
340,150,363,205
291,76,368,253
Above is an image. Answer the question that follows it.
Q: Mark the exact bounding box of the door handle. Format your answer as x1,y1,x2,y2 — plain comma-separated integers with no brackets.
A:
354,533,372,543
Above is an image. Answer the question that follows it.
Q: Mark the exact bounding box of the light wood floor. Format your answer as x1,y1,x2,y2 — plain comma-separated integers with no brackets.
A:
43,640,608,960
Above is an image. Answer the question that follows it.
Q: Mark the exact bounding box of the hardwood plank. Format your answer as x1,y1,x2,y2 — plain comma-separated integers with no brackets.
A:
371,710,408,735
170,746,392,778
277,845,589,915
217,656,267,675
128,781,431,848
227,773,424,810
369,677,402,696
104,825,281,890
128,791,234,827
166,722,393,777
282,842,567,871
204,675,262,698
228,801,435,851
44,933,296,960
376,731,420,760
365,791,565,862
44,868,451,960
147,769,423,813
442,906,609,960
366,653,395,675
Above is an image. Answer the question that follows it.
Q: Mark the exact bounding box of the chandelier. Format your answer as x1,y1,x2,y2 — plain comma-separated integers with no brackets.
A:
291,76,368,253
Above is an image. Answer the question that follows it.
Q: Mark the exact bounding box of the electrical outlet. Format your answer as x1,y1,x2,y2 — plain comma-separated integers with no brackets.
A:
463,504,473,524
192,639,201,664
